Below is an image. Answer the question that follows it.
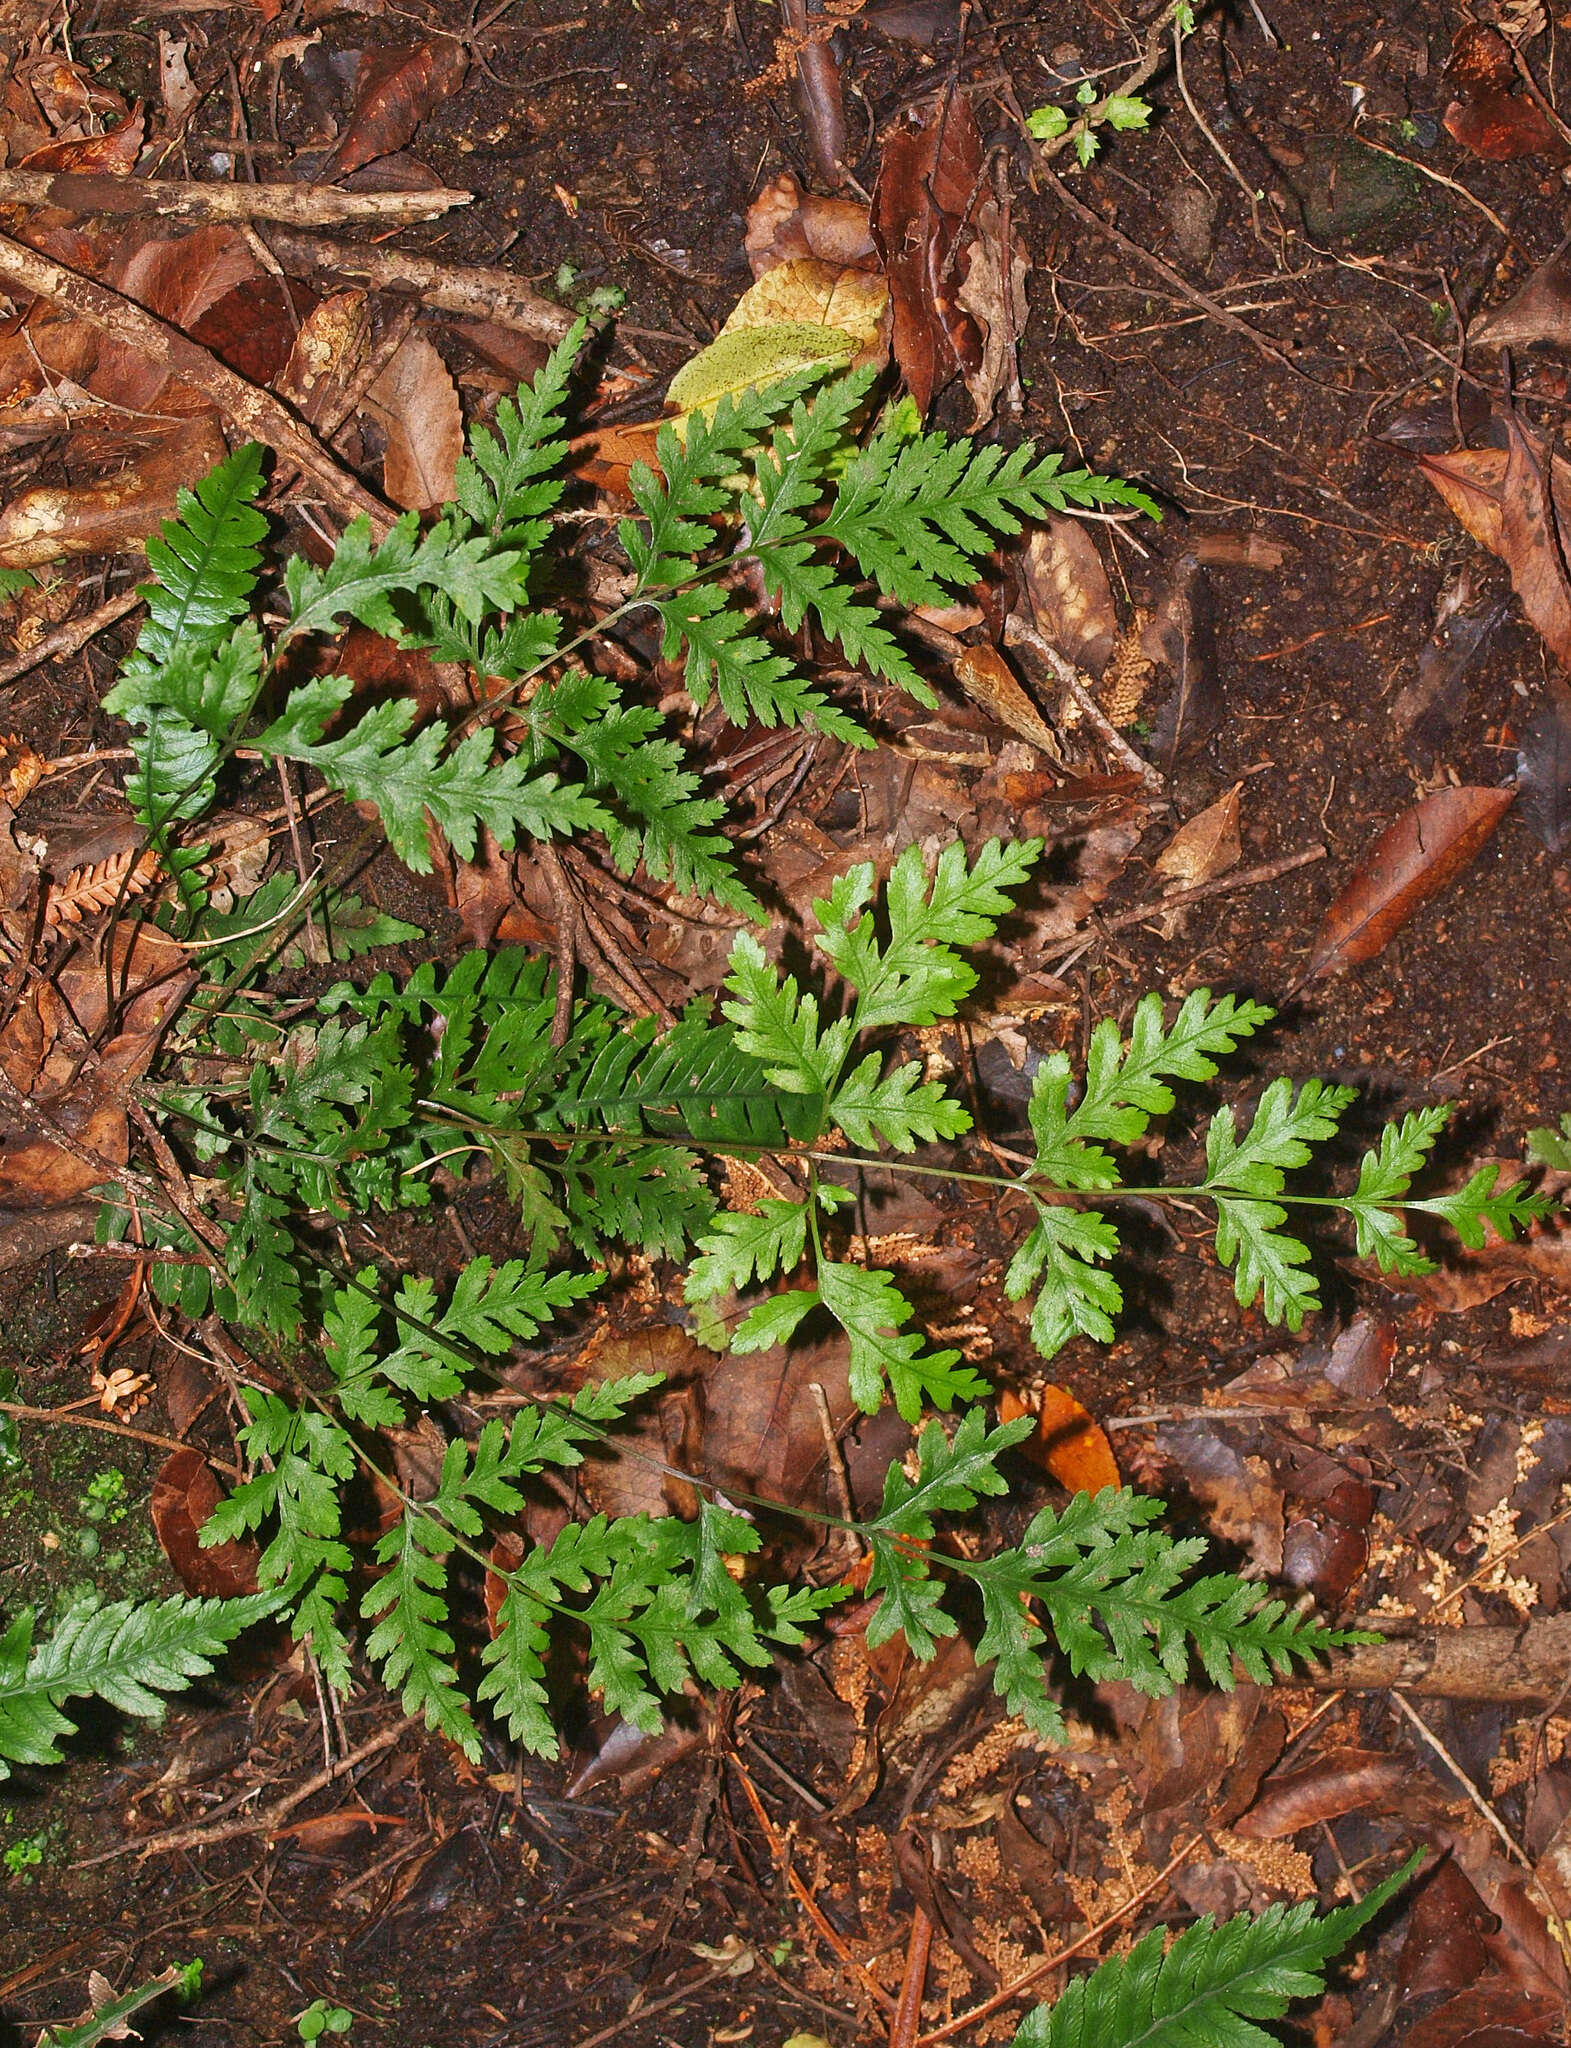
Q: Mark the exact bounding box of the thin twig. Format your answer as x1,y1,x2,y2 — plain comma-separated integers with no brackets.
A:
1078,843,1329,944
889,1906,934,2048
0,169,471,226
1005,617,1164,792
73,1719,412,1866
1171,19,1263,247
0,1399,238,1471
0,591,142,691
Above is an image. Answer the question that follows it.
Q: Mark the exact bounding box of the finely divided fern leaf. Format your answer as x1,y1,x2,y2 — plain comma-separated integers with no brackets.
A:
0,1591,281,1778
1012,1850,1422,2048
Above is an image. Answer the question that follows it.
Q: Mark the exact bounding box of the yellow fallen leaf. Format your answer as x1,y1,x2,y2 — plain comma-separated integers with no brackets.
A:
666,320,856,423
719,256,887,350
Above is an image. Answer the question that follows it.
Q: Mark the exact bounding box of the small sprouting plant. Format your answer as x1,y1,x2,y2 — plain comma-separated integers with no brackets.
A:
296,2001,354,2041
4,1828,44,1878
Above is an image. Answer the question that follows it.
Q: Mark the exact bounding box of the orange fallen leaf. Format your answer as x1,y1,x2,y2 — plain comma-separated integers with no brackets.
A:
998,1384,1119,1494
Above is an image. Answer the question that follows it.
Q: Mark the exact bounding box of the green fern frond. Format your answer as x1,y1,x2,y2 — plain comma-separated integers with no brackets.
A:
0,1591,281,1778
1012,1851,1422,2048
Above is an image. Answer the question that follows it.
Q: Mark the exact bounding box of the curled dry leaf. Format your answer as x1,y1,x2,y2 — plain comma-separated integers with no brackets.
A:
954,185,1028,428
276,288,374,427
322,38,469,179
367,329,463,511
1232,1746,1410,1839
871,92,983,413
1306,784,1516,979
1154,782,1243,891
953,643,1061,759
1417,428,1571,669
151,1445,262,1599
997,1384,1119,1494
744,169,878,277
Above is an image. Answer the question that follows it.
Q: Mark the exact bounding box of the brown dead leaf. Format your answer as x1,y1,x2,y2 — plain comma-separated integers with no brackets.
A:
151,1446,262,1599
954,187,1027,428
745,170,878,277
323,39,469,180
1444,22,1561,160
1154,782,1242,891
998,1384,1119,1494
1306,784,1516,979
1419,420,1571,670
1018,517,1118,678
276,288,374,427
1233,1747,1410,1839
0,915,195,1211
1473,234,1571,351
1398,1857,1494,1999
953,643,1061,759
871,92,983,413
1156,1419,1284,1576
367,330,462,511
42,846,160,933
188,276,319,391
0,409,227,568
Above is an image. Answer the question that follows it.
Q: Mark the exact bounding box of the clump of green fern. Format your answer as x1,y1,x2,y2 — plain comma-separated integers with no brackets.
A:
37,838,1549,1764
102,319,1151,919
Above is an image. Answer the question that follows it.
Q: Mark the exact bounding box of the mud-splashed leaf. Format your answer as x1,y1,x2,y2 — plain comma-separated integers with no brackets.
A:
1307,785,1516,979
1233,1747,1410,1839
871,92,983,412
1018,516,1118,677
367,330,462,511
152,1446,262,1599
323,38,469,179
1517,676,1571,854
997,1384,1119,1494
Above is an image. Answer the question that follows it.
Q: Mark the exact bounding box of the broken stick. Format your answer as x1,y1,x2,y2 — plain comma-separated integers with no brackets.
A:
261,228,576,344
0,231,394,534
0,170,471,228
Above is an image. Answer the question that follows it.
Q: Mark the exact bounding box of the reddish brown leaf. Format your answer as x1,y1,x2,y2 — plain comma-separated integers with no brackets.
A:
367,331,462,511
1442,22,1562,161
323,40,469,180
998,1384,1120,1494
151,1446,262,1599
189,275,319,388
1306,784,1516,979
1418,426,1571,669
1155,1419,1284,1576
1413,1988,1565,2048
1233,1747,1410,1839
871,93,984,413
14,104,144,178
1445,90,1561,160
1398,1857,1493,1998
484,1529,525,1637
